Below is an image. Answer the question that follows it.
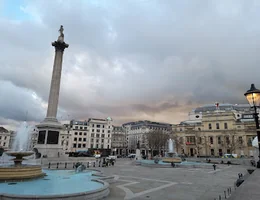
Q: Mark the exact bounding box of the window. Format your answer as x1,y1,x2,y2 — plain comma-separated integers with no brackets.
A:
73,143,77,148
101,134,105,138
84,132,87,136
101,144,104,149
101,139,104,143
216,123,219,129
97,129,100,132
96,134,100,137
96,144,99,149
103,125,105,128
210,137,213,144
84,127,87,130
97,125,100,128
91,133,94,137
108,126,110,128
3,142,6,146
79,138,82,141
78,144,81,148
224,123,228,129
83,138,86,141
96,139,99,143
198,137,202,144
91,144,93,148
108,134,110,138
209,123,212,130
108,130,110,133
74,138,77,141
180,128,183,131
75,132,78,135
92,124,94,127
218,136,221,144
186,136,195,144
92,129,94,132
102,130,104,133
107,145,110,149
198,128,201,131
4,136,6,140
80,126,83,130
83,144,86,148
211,149,214,156
226,137,230,145
79,132,82,135
239,136,243,144
75,126,78,129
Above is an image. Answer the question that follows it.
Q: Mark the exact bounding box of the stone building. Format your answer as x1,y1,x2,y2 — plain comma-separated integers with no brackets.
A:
59,124,72,153
172,103,256,157
0,127,11,151
123,120,172,155
68,117,113,155
111,126,127,156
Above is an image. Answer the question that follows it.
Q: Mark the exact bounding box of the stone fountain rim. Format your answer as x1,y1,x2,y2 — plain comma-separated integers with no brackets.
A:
5,151,34,157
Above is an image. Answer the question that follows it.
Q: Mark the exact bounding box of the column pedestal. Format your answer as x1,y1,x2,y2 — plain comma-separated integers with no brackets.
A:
35,120,65,158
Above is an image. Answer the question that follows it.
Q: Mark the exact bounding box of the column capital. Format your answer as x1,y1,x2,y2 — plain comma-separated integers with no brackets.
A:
52,41,69,51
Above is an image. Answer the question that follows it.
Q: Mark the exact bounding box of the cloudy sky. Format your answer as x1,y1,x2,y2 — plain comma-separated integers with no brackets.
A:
0,0,260,129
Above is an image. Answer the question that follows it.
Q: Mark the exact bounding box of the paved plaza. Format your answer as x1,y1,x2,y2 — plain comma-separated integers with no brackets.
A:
97,159,249,200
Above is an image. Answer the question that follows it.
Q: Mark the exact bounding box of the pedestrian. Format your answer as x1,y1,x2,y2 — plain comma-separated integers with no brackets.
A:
213,164,216,170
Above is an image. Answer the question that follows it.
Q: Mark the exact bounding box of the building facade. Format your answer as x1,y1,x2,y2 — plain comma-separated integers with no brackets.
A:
0,127,11,151
111,126,127,156
123,120,172,156
172,103,256,157
68,117,113,155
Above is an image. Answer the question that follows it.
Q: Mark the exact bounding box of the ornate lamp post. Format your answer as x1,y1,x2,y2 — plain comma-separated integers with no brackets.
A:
244,84,260,168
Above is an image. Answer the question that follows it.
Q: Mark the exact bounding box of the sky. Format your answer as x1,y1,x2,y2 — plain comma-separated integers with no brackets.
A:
0,0,260,130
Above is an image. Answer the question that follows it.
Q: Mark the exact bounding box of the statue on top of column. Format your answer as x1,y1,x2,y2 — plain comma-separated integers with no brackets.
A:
58,25,64,42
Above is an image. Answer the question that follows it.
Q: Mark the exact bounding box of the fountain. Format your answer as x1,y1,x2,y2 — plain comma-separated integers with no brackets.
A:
0,122,45,181
162,138,182,163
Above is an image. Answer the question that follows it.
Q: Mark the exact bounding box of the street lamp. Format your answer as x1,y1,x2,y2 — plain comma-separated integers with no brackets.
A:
244,83,260,168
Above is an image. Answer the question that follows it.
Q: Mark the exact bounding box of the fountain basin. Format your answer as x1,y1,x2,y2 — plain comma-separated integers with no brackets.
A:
162,157,182,163
136,160,213,168
0,165,45,181
0,170,109,200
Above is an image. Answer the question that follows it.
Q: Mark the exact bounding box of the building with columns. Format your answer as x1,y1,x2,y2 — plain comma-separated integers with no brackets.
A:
172,103,256,157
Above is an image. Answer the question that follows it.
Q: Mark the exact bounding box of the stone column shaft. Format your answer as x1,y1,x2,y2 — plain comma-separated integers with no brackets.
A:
46,50,64,119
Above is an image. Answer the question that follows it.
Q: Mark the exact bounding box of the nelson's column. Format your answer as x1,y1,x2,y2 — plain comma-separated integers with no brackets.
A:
35,25,69,158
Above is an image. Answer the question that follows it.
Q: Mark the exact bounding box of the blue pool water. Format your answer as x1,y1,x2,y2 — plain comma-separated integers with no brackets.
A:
0,170,103,196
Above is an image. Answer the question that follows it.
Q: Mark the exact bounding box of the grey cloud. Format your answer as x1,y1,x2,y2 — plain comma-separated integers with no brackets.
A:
0,0,259,127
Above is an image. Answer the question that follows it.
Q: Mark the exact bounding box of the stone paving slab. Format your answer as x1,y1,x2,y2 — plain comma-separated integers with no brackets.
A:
102,159,249,200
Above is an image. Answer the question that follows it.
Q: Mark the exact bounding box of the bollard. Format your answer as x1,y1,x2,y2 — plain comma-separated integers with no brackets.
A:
65,163,67,169
219,195,221,200
224,191,226,199
48,162,51,169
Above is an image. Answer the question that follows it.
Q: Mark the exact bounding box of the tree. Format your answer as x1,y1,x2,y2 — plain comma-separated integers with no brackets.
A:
225,131,245,154
146,130,169,157
171,134,184,154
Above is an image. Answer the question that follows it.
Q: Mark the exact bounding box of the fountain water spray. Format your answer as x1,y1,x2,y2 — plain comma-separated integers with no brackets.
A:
12,122,34,152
